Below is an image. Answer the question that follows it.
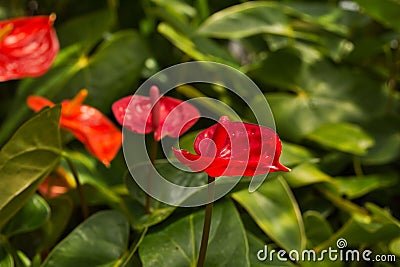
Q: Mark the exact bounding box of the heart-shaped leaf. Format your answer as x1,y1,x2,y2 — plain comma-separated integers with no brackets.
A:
42,210,130,267
139,199,249,267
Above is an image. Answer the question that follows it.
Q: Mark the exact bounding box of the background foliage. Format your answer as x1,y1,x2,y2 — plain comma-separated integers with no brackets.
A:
0,0,399,266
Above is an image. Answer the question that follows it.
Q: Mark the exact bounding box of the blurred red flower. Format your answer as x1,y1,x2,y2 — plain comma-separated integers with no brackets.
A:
27,89,122,166
0,14,59,82
112,85,200,141
173,116,290,177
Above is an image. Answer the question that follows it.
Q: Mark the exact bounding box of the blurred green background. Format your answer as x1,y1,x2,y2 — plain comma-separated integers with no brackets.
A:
0,0,399,266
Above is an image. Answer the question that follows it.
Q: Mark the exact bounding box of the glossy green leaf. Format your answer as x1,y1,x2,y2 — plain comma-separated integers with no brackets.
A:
316,203,400,249
280,142,315,167
247,232,295,267
139,200,249,267
264,58,387,142
2,194,50,237
158,23,239,67
42,210,130,267
152,0,196,19
123,160,206,230
335,173,398,199
232,176,306,252
352,0,400,32
307,122,374,155
56,30,150,112
282,2,349,35
57,9,115,49
303,211,333,248
198,2,291,39
251,47,305,91
37,196,74,251
0,107,61,229
282,163,335,188
362,115,400,165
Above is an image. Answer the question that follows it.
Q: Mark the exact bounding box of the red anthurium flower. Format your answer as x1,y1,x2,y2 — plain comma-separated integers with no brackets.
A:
112,85,200,141
173,116,290,177
27,89,122,166
0,14,59,82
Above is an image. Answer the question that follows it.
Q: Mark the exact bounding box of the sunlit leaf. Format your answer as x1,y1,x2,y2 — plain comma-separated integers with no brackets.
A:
307,122,374,155
198,2,291,39
232,176,306,252
0,107,61,228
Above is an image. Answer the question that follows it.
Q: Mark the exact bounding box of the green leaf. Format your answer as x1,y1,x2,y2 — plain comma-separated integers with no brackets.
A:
280,142,316,167
335,173,398,199
123,160,206,230
282,163,335,188
264,58,387,142
198,2,292,39
57,9,115,50
352,0,400,32
0,242,13,267
2,194,50,237
38,196,74,251
250,47,305,91
0,107,61,229
389,236,400,256
316,203,400,249
362,115,400,165
56,30,150,112
307,122,374,155
158,23,239,67
303,211,333,248
232,176,306,252
282,2,349,35
139,199,249,267
42,210,130,267
0,30,149,145
247,232,295,267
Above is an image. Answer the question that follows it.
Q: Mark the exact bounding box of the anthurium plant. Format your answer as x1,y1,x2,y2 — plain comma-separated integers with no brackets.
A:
0,1,399,267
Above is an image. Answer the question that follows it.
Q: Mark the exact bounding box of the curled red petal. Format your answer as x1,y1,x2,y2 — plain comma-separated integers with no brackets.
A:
27,95,55,112
61,101,122,166
0,15,59,82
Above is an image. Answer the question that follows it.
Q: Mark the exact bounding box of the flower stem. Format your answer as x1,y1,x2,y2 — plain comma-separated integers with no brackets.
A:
66,157,89,219
145,137,158,214
197,175,215,267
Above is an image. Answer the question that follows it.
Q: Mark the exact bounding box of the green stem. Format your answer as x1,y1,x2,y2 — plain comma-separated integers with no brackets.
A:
317,186,368,216
65,158,89,219
387,39,399,113
352,155,364,177
197,176,215,267
121,228,148,267
145,137,158,214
